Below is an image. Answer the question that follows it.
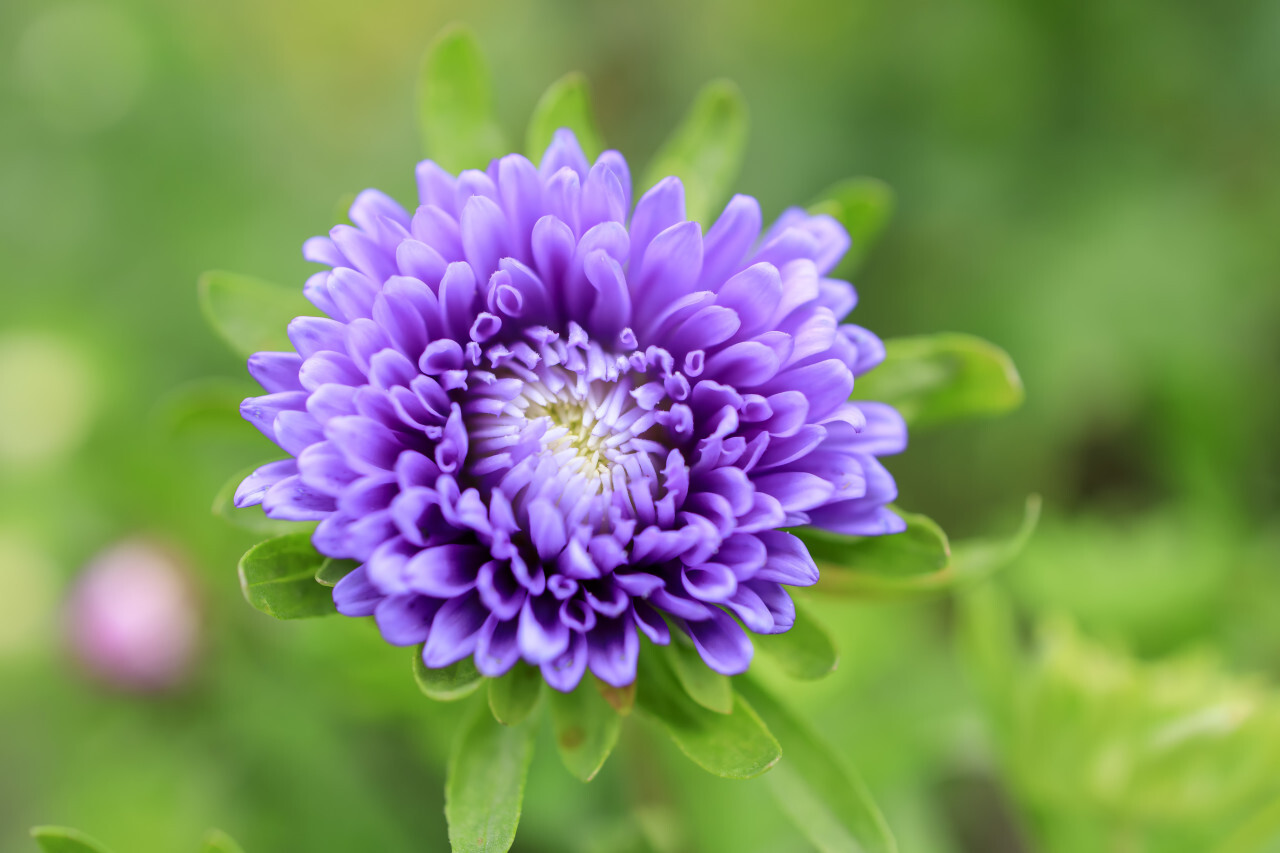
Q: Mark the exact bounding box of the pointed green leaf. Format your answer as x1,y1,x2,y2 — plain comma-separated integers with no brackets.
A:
594,676,636,716
30,827,113,853
213,464,309,536
806,498,1040,598
446,704,536,853
525,72,604,163
314,557,359,588
418,25,507,173
852,333,1024,429
413,646,483,701
154,378,254,437
810,178,895,276
548,679,623,781
668,640,733,713
488,662,542,726
798,510,952,597
756,601,838,680
237,533,335,619
201,829,246,853
947,495,1041,585
737,679,898,853
634,645,780,779
641,80,748,224
198,270,314,360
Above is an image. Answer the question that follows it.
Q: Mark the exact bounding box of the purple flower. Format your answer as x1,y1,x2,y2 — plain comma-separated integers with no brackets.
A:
235,130,906,691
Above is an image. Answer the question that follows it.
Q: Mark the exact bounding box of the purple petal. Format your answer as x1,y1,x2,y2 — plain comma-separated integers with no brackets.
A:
403,544,484,597
684,609,753,675
587,614,639,687
540,630,588,692
234,459,297,508
422,590,487,667
475,615,521,677
333,565,381,617
374,594,442,646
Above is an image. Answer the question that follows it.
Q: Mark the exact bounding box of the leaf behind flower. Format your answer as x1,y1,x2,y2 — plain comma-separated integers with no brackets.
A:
809,177,895,276
634,645,780,779
419,25,508,173
526,72,604,163
641,80,748,225
737,679,898,853
549,679,623,782
30,827,114,853
852,333,1024,429
198,270,314,360
237,533,336,619
755,600,839,680
446,704,536,853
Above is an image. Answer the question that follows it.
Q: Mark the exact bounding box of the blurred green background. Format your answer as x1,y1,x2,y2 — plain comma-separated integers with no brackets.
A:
2,0,1278,851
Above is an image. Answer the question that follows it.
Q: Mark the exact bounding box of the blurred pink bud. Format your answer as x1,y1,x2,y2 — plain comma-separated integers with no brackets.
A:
65,540,201,691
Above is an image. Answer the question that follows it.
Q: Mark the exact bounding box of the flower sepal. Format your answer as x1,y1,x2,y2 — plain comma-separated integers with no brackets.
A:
236,532,339,620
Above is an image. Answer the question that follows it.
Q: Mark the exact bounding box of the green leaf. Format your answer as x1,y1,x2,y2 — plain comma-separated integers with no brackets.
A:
525,72,604,163
852,333,1024,429
947,495,1042,586
30,827,114,853
594,677,636,716
756,601,838,680
212,464,309,536
198,270,314,360
314,557,358,588
548,679,623,782
805,499,1040,598
153,378,254,437
634,645,780,779
668,640,733,713
737,679,898,853
446,704,536,853
798,510,952,597
809,178,895,276
641,80,748,224
487,662,542,726
418,25,507,173
413,647,484,701
237,533,335,619
201,829,246,853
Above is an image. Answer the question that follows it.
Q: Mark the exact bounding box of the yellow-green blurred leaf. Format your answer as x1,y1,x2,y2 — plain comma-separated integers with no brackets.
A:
634,646,780,779
30,827,113,853
810,177,895,276
641,80,748,224
418,25,507,172
201,829,246,853
853,333,1024,429
756,601,838,680
446,704,535,853
525,72,604,163
413,648,484,702
488,663,542,726
198,270,314,360
548,679,622,782
668,640,733,714
738,679,898,853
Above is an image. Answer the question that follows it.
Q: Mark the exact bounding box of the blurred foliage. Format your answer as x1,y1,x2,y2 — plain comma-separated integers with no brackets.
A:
1,0,1278,851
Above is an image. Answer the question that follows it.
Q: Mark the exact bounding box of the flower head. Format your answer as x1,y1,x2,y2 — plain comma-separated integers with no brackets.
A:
235,130,906,691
